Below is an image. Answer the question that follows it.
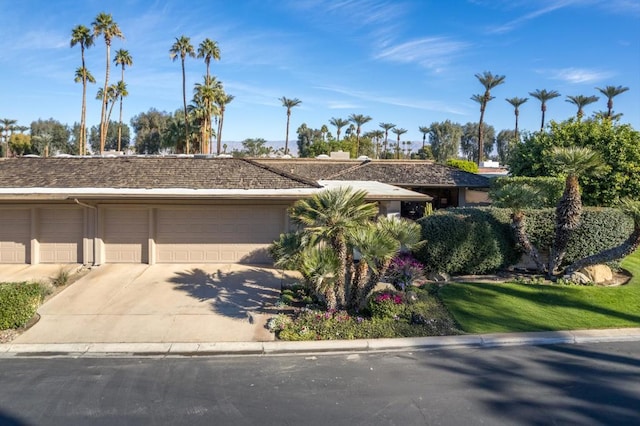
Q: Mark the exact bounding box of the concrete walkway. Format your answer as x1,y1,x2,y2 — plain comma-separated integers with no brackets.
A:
1,264,639,357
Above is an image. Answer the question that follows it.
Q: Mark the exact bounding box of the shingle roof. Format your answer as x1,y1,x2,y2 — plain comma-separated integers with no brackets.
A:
256,159,360,180
0,157,321,190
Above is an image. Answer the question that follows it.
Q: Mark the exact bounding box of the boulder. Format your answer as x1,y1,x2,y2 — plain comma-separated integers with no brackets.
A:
427,272,450,282
371,282,396,293
579,265,613,284
566,271,591,285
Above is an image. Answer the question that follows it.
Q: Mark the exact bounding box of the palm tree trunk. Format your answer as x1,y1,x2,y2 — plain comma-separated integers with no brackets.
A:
81,76,87,155
477,104,486,165
117,96,123,152
181,58,190,154
566,228,640,274
548,175,582,275
100,44,111,155
512,212,545,273
358,258,393,311
514,110,519,140
348,259,369,310
540,105,546,131
284,111,291,155
217,108,225,155
332,237,348,310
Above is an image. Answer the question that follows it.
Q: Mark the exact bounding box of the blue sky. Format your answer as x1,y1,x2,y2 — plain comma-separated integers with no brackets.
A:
1,0,638,152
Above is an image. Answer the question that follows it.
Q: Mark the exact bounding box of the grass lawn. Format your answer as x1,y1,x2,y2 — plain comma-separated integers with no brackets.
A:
438,250,640,333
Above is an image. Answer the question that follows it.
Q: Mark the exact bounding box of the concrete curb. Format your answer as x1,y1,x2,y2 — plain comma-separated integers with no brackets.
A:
1,328,639,357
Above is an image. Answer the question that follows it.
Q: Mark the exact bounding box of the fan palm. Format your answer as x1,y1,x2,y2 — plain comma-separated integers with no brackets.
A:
198,38,221,150
349,114,372,157
290,187,378,310
595,85,629,119
70,24,94,155
473,71,505,165
370,129,385,158
194,76,222,154
418,126,429,150
0,119,17,158
216,91,234,155
329,117,349,143
529,89,561,131
114,49,132,152
379,123,395,158
391,128,407,159
92,13,123,155
279,97,302,156
548,147,608,275
565,95,599,120
170,35,196,154
505,97,528,140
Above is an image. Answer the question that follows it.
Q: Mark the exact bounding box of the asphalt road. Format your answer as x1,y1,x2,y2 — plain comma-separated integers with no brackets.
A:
1,342,639,425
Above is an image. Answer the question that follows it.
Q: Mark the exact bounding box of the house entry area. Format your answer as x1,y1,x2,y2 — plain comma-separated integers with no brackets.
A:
0,203,289,265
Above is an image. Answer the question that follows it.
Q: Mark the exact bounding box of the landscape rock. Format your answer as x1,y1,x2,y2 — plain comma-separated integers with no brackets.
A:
566,271,592,285
427,272,450,282
578,264,613,284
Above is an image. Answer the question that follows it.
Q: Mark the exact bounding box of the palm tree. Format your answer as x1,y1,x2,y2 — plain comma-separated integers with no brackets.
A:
529,89,561,131
92,12,123,155
170,36,196,154
379,123,395,158
194,76,222,154
329,117,349,143
595,85,629,119
548,146,608,276
391,128,407,159
566,199,640,273
74,66,96,154
290,187,378,310
505,97,528,140
197,38,221,151
0,118,17,158
113,81,128,151
418,126,429,150
216,91,234,155
70,24,94,155
349,114,372,156
97,85,119,143
279,96,302,156
492,183,546,273
473,71,505,166
565,95,599,120
370,129,384,158
114,49,133,152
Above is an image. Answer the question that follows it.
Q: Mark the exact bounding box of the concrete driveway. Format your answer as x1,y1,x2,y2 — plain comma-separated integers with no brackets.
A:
12,264,300,344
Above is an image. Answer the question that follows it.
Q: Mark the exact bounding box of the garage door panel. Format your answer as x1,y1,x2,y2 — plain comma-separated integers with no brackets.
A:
156,206,284,263
104,208,149,263
0,209,30,263
39,208,83,264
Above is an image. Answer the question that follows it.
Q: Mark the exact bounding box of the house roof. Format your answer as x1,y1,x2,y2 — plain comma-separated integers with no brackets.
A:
0,157,321,190
259,159,491,188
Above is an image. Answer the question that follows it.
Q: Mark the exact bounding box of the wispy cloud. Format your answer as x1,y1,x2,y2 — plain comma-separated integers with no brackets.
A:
374,37,470,71
543,67,614,84
11,30,68,50
487,0,582,34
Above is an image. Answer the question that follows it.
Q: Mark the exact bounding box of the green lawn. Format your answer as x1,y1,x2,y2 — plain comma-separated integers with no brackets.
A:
439,251,640,333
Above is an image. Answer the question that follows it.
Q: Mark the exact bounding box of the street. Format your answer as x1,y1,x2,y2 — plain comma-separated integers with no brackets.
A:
1,342,639,425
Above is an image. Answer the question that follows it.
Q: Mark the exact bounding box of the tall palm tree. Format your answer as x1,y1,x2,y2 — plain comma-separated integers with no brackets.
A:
279,96,302,156
473,71,505,166
565,95,599,120
197,38,221,151
529,89,561,131
548,146,608,276
329,117,349,143
391,128,407,159
170,36,196,154
216,91,234,156
290,187,378,310
92,12,123,155
114,49,133,152
70,24,94,155
194,76,222,154
349,114,372,156
418,126,429,150
0,118,17,158
113,81,128,151
97,85,119,144
379,123,395,158
505,97,528,140
595,85,629,119
74,66,96,154
370,129,384,158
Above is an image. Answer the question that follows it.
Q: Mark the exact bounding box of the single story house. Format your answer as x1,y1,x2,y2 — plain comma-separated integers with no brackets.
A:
0,156,429,266
257,158,492,219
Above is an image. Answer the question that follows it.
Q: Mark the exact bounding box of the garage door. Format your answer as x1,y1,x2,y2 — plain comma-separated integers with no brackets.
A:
156,205,284,263
103,208,149,263
39,208,83,263
0,209,30,263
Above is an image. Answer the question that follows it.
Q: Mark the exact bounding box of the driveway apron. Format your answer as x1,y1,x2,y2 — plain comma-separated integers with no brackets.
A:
13,264,299,344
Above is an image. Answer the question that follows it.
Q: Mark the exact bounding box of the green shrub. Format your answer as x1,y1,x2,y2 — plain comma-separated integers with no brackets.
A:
51,268,70,287
367,291,406,319
491,176,564,207
0,282,46,330
446,159,478,173
415,207,634,275
415,208,518,275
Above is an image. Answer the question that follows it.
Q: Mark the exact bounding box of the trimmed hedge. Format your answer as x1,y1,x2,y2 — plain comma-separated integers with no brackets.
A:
0,282,45,330
490,176,565,207
415,207,634,275
446,159,479,173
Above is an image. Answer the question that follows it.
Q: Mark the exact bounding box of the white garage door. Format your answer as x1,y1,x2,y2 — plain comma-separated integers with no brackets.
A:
0,209,30,264
39,208,83,263
156,205,284,263
103,208,149,263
